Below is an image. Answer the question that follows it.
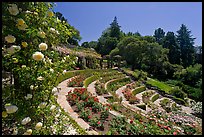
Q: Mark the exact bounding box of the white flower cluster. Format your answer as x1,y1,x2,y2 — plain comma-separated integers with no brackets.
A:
192,101,202,114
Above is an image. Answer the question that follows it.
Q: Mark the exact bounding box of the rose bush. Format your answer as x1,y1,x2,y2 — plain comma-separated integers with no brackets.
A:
2,2,82,135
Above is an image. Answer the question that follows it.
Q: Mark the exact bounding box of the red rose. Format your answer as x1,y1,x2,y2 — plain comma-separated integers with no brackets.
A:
163,126,168,129
88,116,91,119
89,107,92,110
97,121,101,125
106,108,109,111
130,120,133,124
167,127,171,130
173,132,177,135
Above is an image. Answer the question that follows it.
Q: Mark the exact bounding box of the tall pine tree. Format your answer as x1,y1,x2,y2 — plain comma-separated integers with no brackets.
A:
163,32,181,64
176,24,196,67
153,28,165,45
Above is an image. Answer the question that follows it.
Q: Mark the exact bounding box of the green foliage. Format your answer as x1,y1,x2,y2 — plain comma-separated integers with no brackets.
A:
169,87,187,99
132,86,146,95
151,94,159,102
106,77,131,92
173,63,202,87
172,96,187,106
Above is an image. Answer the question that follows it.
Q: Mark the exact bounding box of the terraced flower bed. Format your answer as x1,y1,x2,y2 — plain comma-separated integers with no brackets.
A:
66,88,115,134
107,77,131,92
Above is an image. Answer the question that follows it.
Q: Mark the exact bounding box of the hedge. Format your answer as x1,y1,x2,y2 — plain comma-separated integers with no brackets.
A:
132,86,146,96
172,96,188,106
151,93,159,102
106,77,130,91
84,75,99,88
136,104,146,110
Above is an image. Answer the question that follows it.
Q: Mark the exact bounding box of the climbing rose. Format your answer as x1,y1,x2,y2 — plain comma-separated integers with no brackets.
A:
52,87,58,94
32,52,44,61
23,129,32,135
37,76,44,81
17,18,25,26
38,102,47,108
2,111,8,118
21,117,31,125
24,94,32,100
39,43,48,51
35,122,43,130
50,105,56,111
5,104,18,114
21,42,28,48
5,35,16,43
8,4,19,15
17,23,28,30
38,31,46,38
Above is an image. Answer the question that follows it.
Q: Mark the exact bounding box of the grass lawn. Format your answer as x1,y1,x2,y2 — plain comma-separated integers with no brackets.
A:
146,78,173,94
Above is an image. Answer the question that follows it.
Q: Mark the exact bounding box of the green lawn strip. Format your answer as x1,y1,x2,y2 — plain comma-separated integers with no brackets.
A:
132,86,146,96
84,75,100,88
106,77,131,92
146,78,173,94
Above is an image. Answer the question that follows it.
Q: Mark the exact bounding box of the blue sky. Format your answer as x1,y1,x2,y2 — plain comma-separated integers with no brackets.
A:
53,2,202,46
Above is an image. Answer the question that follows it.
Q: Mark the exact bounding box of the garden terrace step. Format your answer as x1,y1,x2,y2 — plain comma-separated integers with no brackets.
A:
109,110,124,117
115,85,127,101
102,93,113,99
121,101,147,116
87,80,98,96
104,76,128,90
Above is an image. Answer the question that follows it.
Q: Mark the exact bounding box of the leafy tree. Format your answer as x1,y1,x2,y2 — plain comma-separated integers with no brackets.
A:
96,16,122,55
194,45,202,64
153,28,165,45
176,24,196,67
88,41,98,49
173,63,202,87
163,32,181,64
81,41,89,48
55,11,67,23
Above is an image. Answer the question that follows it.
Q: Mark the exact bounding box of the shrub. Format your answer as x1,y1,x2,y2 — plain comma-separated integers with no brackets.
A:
172,96,187,106
136,104,146,110
132,86,146,95
151,94,159,102
169,87,187,99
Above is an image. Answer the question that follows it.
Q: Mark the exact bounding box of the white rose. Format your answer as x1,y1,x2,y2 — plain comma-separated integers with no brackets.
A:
21,65,26,68
38,102,47,108
50,68,54,73
39,43,48,51
52,87,58,94
23,129,32,135
24,94,32,100
62,70,67,75
35,122,43,130
32,51,44,61
5,35,16,43
17,23,28,30
21,117,31,125
6,45,21,55
38,31,46,38
37,76,44,81
30,85,34,90
12,128,18,135
50,105,56,111
8,4,19,16
50,28,56,33
5,104,18,114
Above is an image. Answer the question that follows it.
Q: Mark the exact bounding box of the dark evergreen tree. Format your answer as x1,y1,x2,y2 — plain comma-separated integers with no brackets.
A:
176,24,196,67
109,16,122,40
163,32,181,64
153,28,165,45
